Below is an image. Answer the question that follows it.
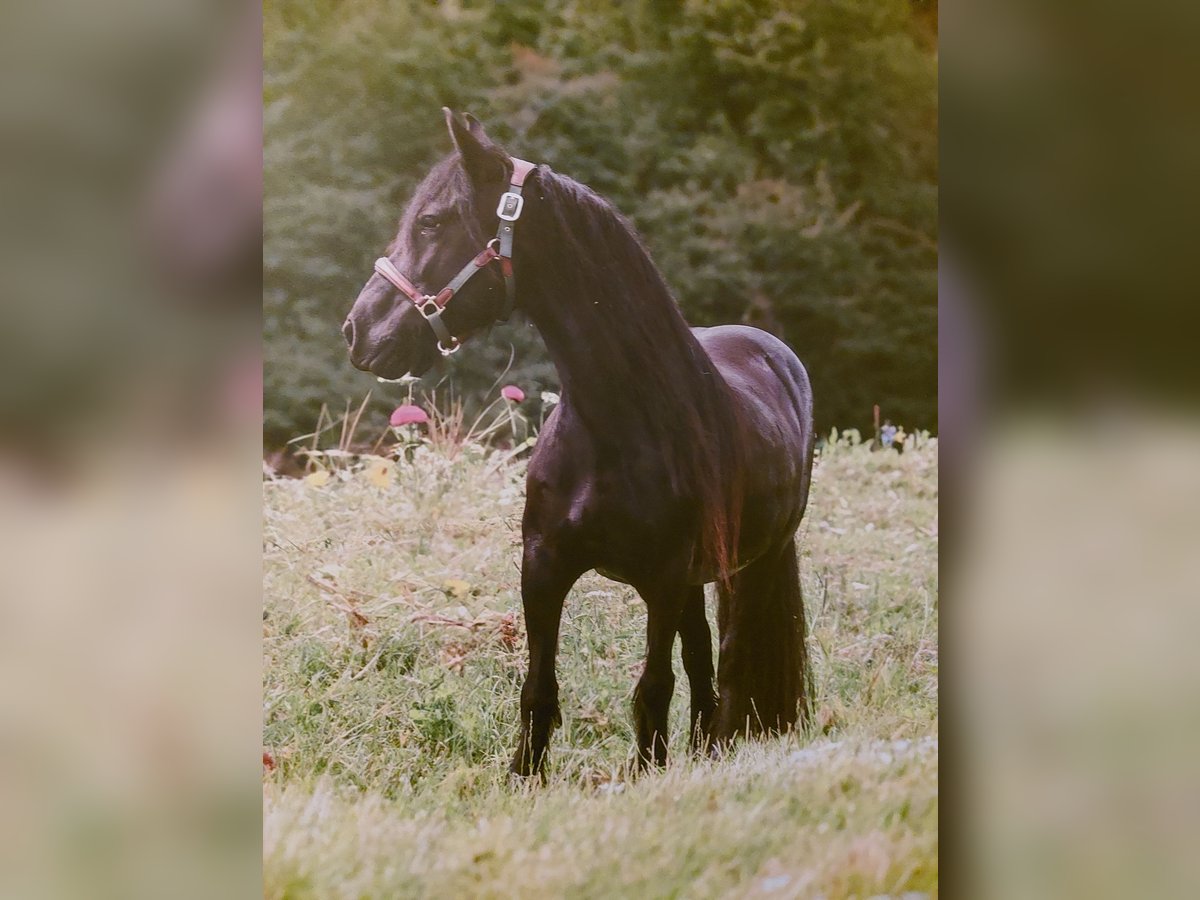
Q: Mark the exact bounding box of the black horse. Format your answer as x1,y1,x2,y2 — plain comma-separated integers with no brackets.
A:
344,110,815,776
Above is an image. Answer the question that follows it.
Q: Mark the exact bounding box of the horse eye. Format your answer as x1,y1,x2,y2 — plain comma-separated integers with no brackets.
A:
417,214,442,231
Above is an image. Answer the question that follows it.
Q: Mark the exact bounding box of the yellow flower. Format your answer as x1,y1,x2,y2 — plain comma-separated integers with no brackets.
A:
364,458,395,487
443,579,471,598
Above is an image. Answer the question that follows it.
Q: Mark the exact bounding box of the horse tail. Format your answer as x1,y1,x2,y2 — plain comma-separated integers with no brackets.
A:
713,536,812,741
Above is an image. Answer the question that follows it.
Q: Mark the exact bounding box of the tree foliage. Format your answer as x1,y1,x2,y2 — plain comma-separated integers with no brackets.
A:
264,0,937,444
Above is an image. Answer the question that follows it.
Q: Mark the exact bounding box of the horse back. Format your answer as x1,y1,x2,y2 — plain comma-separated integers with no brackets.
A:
694,324,815,533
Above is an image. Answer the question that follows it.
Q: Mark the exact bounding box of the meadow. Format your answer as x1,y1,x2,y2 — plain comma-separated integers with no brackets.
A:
262,421,938,898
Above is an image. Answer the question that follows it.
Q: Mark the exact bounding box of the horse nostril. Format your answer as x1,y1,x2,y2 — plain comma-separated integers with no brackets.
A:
342,317,355,347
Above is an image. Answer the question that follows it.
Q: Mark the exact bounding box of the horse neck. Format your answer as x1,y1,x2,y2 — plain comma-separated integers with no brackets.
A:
516,180,718,442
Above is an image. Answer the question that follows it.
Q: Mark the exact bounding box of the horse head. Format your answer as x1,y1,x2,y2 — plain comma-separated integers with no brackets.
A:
343,109,523,378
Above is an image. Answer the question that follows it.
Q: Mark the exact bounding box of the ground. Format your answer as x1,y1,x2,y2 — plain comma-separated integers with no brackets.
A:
262,428,938,898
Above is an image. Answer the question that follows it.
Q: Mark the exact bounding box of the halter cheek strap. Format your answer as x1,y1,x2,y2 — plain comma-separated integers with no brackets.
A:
373,157,536,356
496,158,536,319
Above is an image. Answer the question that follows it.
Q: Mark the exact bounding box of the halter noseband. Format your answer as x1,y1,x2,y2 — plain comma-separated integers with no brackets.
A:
373,157,537,356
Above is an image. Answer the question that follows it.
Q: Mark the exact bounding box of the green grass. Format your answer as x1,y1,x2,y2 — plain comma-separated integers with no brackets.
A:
262,431,938,898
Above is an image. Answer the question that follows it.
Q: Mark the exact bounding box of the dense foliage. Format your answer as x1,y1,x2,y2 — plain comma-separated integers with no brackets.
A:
264,0,937,444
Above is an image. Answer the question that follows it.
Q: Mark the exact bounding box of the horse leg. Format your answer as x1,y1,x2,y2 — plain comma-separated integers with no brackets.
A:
510,547,579,779
678,586,717,754
632,583,688,768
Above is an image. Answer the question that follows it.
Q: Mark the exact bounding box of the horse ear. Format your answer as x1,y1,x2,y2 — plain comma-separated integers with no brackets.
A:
463,112,487,137
443,107,507,186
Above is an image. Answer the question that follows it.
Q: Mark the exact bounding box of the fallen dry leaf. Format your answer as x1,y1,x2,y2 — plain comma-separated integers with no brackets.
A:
408,609,522,670
306,573,371,645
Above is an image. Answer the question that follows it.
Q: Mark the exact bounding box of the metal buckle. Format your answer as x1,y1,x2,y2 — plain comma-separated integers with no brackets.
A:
496,192,524,221
437,336,461,356
416,296,441,319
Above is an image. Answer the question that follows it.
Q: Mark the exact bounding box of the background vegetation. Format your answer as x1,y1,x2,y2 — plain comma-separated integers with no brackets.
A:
264,0,938,446
263,426,938,896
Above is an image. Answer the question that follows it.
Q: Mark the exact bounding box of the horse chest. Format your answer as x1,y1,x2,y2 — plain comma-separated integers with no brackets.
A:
525,412,699,581
540,474,669,537
581,478,697,579
528,464,683,556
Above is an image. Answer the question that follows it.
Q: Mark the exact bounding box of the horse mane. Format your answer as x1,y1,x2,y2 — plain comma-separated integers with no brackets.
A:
523,167,747,582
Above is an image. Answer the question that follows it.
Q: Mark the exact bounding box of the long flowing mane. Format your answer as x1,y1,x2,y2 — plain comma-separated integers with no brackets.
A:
521,167,747,581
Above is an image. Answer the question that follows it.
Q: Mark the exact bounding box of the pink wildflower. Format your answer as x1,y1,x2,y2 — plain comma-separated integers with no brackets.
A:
500,385,525,403
389,404,429,426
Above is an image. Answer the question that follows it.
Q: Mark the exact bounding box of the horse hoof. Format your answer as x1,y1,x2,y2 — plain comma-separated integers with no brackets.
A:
508,753,550,785
506,768,540,788
689,733,714,758
625,752,667,778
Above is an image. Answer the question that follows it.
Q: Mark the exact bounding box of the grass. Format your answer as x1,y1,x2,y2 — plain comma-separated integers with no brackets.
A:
262,429,938,898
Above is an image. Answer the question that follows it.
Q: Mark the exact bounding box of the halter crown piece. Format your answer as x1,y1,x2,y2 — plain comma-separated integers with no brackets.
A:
373,158,537,356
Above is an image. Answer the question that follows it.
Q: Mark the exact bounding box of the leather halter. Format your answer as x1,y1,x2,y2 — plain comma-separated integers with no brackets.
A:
373,158,536,356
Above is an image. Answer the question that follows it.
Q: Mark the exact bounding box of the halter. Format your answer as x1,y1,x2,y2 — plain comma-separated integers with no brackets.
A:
373,158,537,356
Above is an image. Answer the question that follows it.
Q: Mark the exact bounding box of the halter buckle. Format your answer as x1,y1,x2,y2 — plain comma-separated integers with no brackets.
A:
416,296,441,319
437,336,461,356
496,192,524,222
